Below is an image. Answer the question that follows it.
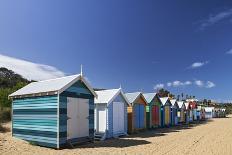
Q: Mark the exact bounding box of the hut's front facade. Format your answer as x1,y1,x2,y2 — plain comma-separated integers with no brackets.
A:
188,100,198,121
125,92,147,133
94,88,129,140
177,101,186,123
184,102,190,124
9,74,97,148
143,93,161,129
159,97,171,127
204,107,215,119
170,99,179,125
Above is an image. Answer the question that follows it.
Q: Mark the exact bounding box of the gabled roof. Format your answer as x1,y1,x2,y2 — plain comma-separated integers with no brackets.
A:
177,101,185,109
95,88,130,105
125,92,148,105
184,102,190,110
170,99,179,108
143,93,157,103
159,97,170,106
9,74,97,98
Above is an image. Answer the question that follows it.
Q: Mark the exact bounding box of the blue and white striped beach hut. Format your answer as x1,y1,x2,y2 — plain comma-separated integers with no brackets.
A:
9,74,97,148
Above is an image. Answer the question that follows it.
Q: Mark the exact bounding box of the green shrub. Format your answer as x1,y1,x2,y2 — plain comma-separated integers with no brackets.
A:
0,108,11,123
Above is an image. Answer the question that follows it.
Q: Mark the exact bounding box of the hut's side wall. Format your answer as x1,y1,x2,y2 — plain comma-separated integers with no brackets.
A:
107,93,128,138
59,80,94,147
12,95,58,148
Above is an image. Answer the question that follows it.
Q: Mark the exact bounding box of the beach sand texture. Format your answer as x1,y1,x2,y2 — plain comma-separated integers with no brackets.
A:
1,116,232,155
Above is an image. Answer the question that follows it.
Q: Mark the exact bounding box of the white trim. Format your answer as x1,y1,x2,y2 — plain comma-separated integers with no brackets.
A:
57,94,60,149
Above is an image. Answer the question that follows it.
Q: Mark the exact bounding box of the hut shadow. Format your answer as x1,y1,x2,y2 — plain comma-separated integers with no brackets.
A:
130,119,214,138
71,138,151,149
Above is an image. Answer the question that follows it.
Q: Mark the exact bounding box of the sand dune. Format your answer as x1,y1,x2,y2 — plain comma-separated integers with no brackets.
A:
1,116,232,155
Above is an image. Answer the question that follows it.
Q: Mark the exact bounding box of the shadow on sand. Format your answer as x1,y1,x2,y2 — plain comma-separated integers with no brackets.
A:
71,119,213,149
128,119,214,139
71,138,151,149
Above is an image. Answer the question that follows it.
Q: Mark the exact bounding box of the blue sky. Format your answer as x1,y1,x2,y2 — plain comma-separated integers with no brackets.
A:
0,0,232,102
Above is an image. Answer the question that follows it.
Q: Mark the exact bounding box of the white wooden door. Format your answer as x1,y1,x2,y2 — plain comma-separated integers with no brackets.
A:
78,98,89,137
67,97,78,139
113,102,124,133
97,105,106,132
67,98,89,139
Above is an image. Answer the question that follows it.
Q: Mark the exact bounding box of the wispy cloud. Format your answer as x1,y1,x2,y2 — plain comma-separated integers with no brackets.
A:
226,48,232,54
155,80,215,89
189,61,209,69
200,8,232,30
206,81,216,88
154,83,164,90
0,54,65,81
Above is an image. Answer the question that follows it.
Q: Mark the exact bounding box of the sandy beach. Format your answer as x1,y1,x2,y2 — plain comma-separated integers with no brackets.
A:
1,116,232,155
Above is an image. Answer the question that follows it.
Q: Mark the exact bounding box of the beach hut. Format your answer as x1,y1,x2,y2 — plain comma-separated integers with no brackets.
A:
188,100,198,121
9,74,97,148
125,92,147,133
159,97,172,127
177,101,186,123
94,88,129,140
204,107,215,119
170,99,179,126
184,102,190,124
143,93,161,129
197,106,202,120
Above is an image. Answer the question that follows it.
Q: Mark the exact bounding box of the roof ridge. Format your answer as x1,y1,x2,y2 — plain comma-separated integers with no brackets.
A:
34,74,80,83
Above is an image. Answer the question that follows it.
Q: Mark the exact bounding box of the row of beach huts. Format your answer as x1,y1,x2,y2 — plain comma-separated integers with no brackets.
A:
8,74,226,148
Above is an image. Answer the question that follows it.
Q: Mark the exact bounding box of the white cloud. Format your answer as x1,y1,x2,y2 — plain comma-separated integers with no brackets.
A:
154,83,164,90
0,54,65,81
172,81,183,87
167,82,172,87
190,61,209,69
166,80,192,87
206,81,216,88
184,81,192,85
200,8,232,30
226,49,232,54
159,80,215,89
194,80,204,87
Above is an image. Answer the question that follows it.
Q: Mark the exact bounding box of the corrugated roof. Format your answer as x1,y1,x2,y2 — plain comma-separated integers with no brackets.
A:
143,93,157,103
9,74,97,98
124,92,141,103
95,88,130,105
159,97,169,106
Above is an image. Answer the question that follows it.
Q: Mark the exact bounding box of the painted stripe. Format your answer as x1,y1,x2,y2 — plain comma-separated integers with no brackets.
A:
14,134,57,144
13,106,57,110
13,96,57,103
13,115,57,119
13,126,57,132
13,129,57,138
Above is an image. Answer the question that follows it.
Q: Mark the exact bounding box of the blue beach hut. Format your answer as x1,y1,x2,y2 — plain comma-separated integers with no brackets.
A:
9,74,97,148
170,99,179,126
